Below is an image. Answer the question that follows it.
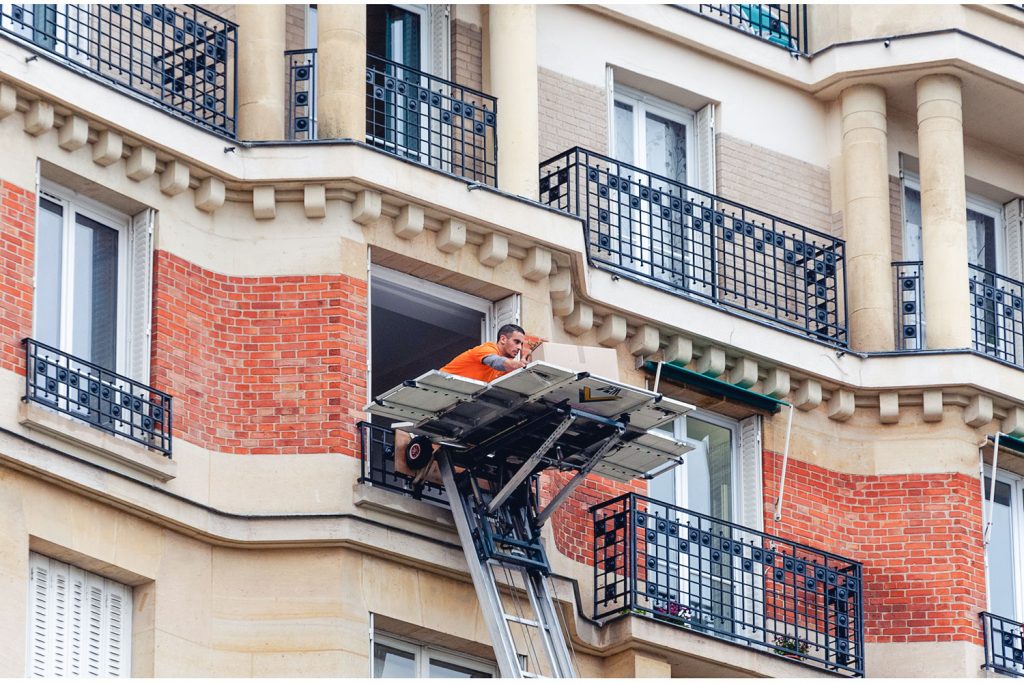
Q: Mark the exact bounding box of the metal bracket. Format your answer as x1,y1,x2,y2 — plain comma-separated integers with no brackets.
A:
536,428,624,527
487,412,577,514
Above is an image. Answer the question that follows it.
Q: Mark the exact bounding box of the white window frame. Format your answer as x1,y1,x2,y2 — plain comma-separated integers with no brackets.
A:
983,465,1024,622
35,180,131,375
611,84,697,187
901,173,1006,272
372,633,496,678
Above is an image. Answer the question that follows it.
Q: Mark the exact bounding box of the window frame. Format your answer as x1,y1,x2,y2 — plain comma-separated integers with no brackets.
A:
983,465,1024,622
34,180,131,375
611,84,697,187
372,633,496,678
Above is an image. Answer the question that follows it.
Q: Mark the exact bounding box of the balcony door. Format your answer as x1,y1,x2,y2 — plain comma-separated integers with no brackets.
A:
2,4,90,63
984,469,1024,650
611,86,710,295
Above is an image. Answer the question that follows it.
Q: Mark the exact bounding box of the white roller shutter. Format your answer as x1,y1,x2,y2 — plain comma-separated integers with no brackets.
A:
1004,198,1024,282
737,414,763,531
429,4,450,80
696,103,716,193
126,209,154,383
26,552,132,678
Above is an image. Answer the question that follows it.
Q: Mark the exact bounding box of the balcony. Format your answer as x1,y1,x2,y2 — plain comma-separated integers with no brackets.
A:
23,338,173,456
678,4,808,54
540,147,848,347
359,422,447,506
592,493,864,676
970,265,1024,368
983,611,1024,677
893,261,924,351
0,3,237,136
285,50,498,186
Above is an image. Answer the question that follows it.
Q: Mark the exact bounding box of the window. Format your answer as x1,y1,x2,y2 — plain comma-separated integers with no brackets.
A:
373,634,494,678
984,469,1024,622
2,4,90,63
32,182,153,382
26,552,132,677
613,86,695,188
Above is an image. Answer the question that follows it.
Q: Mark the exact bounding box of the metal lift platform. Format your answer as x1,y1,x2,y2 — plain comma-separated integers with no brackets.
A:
366,361,694,677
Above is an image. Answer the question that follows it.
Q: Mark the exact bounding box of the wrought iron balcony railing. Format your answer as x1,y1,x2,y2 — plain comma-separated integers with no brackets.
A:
983,612,1024,676
358,422,448,506
592,493,864,676
679,4,808,54
893,261,924,351
540,147,847,347
366,53,498,186
23,338,172,456
0,4,237,136
285,48,316,141
970,265,1024,368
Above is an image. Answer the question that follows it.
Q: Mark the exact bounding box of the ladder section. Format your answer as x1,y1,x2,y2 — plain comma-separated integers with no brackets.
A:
437,452,576,678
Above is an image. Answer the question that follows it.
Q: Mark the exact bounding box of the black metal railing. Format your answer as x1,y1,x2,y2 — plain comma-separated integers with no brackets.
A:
681,4,808,54
0,4,237,136
358,422,448,506
285,48,316,141
366,53,497,186
540,147,847,347
983,612,1024,676
970,265,1024,368
592,493,864,676
893,261,924,351
23,338,172,456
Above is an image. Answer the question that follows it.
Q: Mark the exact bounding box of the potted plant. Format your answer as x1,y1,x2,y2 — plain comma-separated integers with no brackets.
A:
652,600,691,625
773,635,809,660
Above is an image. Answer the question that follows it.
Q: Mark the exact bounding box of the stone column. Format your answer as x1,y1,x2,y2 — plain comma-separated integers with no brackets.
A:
488,5,539,198
317,5,366,140
236,5,286,140
840,84,895,351
916,74,970,349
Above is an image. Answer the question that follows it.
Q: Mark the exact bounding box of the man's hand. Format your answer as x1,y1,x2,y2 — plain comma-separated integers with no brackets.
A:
504,357,529,371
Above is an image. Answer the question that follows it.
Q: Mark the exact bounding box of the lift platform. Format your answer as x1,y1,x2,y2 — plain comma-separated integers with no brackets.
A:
366,361,694,677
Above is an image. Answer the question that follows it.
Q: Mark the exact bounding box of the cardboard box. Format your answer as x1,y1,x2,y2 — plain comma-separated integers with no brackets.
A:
530,342,620,381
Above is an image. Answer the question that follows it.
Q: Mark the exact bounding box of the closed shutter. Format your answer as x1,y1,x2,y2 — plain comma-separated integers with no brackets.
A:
737,414,763,531
429,5,450,80
490,293,520,341
695,103,716,193
26,552,132,678
1004,198,1024,282
126,209,154,383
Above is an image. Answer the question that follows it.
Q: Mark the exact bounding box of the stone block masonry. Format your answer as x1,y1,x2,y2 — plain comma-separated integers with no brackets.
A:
0,180,35,377
151,251,368,456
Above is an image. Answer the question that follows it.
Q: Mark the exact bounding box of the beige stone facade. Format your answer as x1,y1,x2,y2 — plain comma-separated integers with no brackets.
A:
0,2,1023,679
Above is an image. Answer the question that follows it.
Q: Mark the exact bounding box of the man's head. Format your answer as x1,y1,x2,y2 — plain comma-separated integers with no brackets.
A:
495,323,526,358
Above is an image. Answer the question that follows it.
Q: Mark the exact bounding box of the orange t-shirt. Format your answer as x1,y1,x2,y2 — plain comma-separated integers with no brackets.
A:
440,342,509,383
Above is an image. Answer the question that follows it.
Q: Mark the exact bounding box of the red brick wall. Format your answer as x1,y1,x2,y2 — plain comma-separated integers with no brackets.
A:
0,180,35,376
763,451,986,645
543,470,644,564
151,250,367,456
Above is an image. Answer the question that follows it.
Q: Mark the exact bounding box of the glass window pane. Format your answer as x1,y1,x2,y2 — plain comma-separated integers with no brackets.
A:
374,643,416,678
903,186,922,261
967,208,997,271
71,213,118,369
428,657,491,678
645,111,687,183
35,198,64,347
985,477,1017,619
685,417,732,521
614,100,635,164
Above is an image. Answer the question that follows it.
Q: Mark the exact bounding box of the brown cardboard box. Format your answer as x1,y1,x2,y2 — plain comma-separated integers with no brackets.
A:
530,342,620,381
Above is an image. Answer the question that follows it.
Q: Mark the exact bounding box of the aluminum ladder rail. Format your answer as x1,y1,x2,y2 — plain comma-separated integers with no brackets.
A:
437,452,576,678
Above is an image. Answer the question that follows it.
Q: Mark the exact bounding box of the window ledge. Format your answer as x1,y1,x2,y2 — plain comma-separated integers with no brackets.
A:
352,482,457,537
18,401,176,482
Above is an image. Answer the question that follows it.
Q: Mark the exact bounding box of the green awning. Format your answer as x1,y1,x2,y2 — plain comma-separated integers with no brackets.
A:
643,361,787,415
990,433,1024,456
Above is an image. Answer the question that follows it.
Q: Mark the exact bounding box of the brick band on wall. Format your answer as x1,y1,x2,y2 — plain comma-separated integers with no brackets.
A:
151,250,368,455
762,451,986,645
0,180,35,376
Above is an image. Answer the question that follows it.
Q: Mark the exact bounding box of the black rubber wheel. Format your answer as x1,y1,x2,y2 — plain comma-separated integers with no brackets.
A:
404,435,434,471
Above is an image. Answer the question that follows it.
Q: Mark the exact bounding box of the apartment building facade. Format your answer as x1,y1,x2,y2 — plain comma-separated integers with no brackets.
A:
1,2,1023,678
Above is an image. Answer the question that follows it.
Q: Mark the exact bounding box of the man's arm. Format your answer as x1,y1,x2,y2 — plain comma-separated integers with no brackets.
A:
482,354,527,372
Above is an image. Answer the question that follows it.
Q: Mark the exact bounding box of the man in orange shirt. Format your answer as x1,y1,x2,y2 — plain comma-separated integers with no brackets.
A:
440,324,532,382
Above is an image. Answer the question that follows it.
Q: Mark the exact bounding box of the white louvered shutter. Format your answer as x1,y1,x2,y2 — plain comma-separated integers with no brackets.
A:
737,414,763,531
490,294,521,341
26,553,132,678
1004,198,1024,282
429,4,450,79
127,209,155,383
696,103,716,193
